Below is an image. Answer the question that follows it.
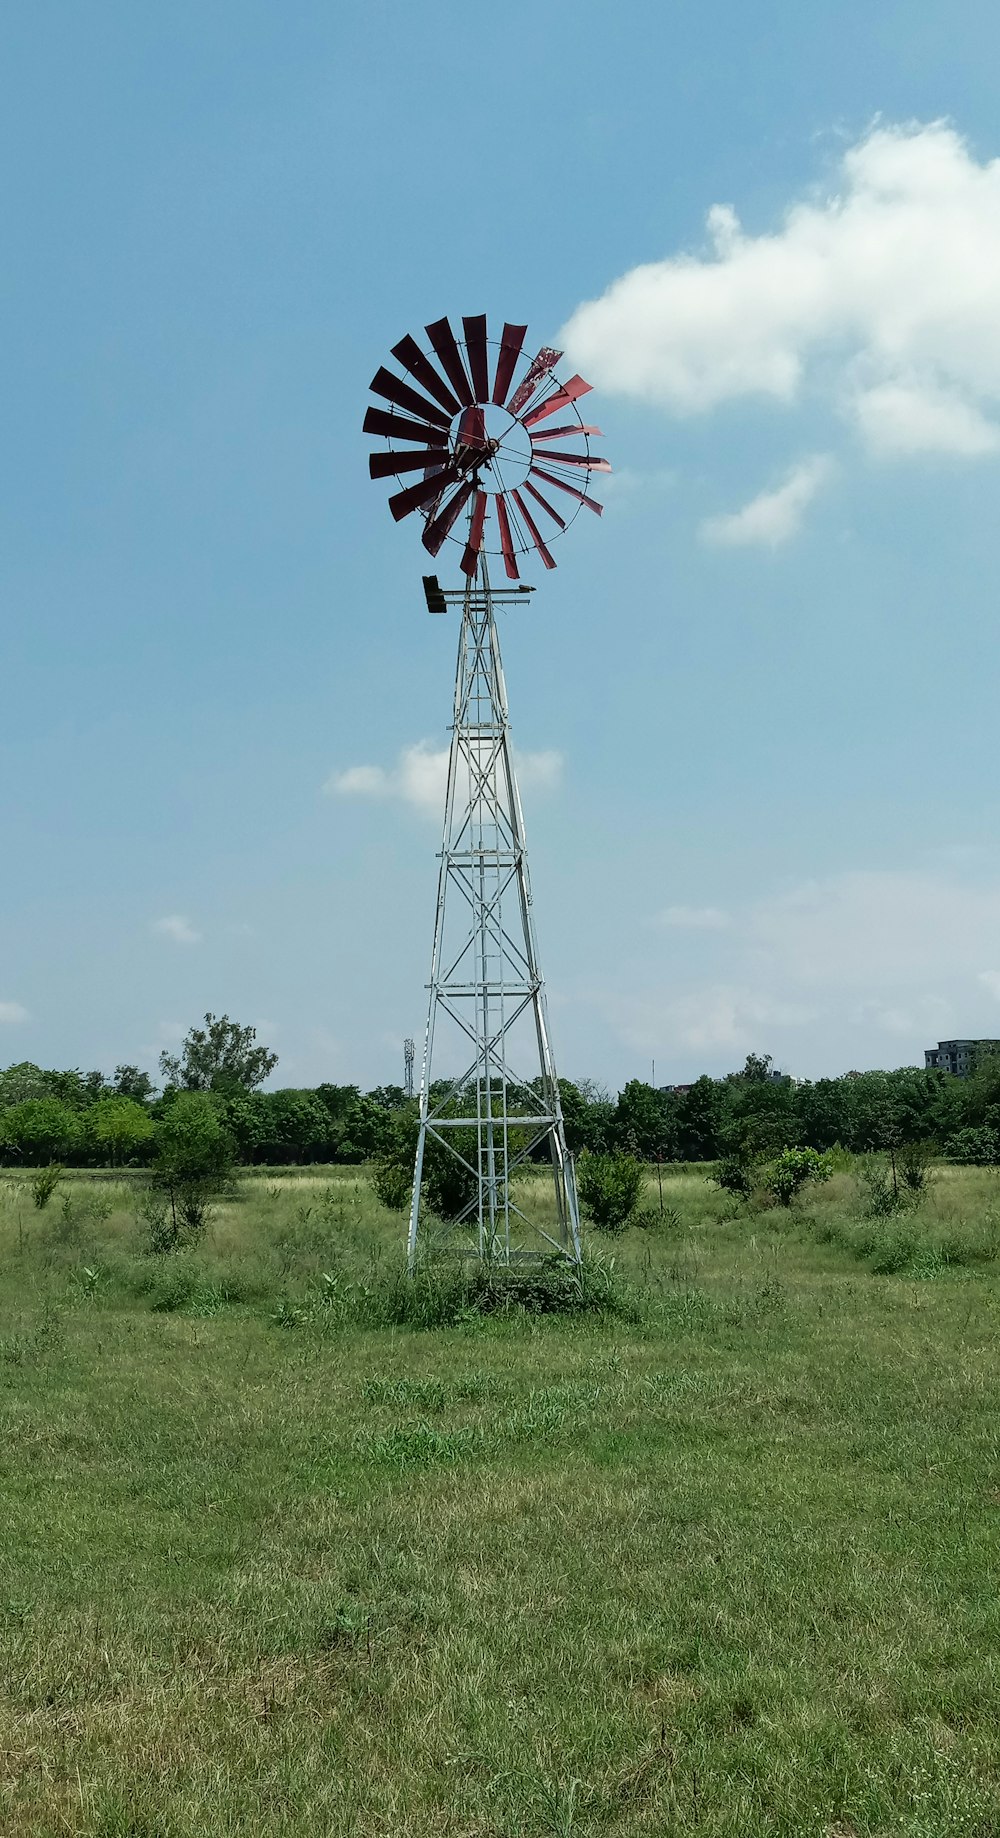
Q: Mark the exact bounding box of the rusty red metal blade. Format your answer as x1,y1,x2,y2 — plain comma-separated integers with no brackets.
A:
522,478,567,531
530,463,604,515
390,333,462,416
370,366,451,429
425,316,474,407
511,489,556,569
462,315,489,403
530,448,611,470
495,493,520,579
508,347,562,417
388,461,463,522
521,374,593,427
492,323,528,405
369,448,452,479
364,406,449,445
530,422,603,442
457,404,488,449
422,479,476,555
460,488,488,576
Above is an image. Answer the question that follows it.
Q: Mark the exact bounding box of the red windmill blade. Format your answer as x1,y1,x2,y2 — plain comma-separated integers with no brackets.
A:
364,315,610,574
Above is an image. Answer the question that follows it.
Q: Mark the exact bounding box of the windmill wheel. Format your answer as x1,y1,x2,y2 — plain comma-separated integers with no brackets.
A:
364,315,610,579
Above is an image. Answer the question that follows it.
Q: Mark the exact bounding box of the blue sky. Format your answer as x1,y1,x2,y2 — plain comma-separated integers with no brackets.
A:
3,1,1000,1090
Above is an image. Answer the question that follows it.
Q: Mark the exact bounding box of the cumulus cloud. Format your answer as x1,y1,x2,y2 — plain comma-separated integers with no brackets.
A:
850,379,1000,457
0,1001,29,1024
151,914,201,946
561,121,1000,462
327,741,563,820
700,455,833,547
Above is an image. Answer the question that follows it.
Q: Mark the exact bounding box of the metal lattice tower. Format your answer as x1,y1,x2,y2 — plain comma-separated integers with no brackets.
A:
407,559,581,1267
403,1036,415,1100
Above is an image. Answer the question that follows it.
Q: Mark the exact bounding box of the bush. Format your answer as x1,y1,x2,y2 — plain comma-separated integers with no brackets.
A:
714,1156,754,1200
768,1147,832,1206
576,1152,644,1234
944,1126,1000,1166
860,1158,907,1218
369,1156,412,1212
30,1164,64,1209
897,1141,931,1194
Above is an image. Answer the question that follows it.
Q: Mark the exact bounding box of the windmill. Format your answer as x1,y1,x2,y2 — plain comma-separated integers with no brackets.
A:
364,316,609,1268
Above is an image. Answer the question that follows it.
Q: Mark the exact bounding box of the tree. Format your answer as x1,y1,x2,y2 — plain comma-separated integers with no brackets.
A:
252,1090,335,1163
113,1065,156,1103
1,1098,80,1164
43,1068,107,1108
740,1052,774,1083
0,1063,51,1108
613,1080,679,1160
151,1093,236,1243
721,1076,797,1160
675,1076,724,1161
89,1096,155,1166
159,1014,278,1094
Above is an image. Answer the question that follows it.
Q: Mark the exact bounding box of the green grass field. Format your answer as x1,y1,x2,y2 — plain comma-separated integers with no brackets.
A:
2,1161,999,1837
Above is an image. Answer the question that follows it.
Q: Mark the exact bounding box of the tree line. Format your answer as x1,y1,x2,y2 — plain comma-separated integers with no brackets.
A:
1,1019,999,1169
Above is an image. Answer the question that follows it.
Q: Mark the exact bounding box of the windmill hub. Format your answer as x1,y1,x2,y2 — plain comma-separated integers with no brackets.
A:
447,403,534,494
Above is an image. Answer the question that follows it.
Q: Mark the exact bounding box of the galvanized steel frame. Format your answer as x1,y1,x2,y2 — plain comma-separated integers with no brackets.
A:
407,557,582,1270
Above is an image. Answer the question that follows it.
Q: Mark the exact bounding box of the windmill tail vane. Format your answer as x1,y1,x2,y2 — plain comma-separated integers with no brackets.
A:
364,313,610,579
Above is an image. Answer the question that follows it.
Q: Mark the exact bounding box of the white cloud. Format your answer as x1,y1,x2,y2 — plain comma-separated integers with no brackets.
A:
592,859,1000,1074
700,455,833,547
600,984,816,1058
561,120,1000,461
657,904,731,930
747,868,1000,987
327,741,563,820
850,378,1000,457
151,915,201,946
0,1001,29,1024
331,764,387,797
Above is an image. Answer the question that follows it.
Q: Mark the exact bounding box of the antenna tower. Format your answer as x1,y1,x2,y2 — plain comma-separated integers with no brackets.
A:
364,315,609,1267
403,1036,415,1100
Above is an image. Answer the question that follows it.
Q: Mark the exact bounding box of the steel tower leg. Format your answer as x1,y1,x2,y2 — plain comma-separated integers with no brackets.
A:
408,556,582,1271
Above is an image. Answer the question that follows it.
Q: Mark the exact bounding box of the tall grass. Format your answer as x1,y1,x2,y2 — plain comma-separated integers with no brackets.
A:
1,1161,999,1834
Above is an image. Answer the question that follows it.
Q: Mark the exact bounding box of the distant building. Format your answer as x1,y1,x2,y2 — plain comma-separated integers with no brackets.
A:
925,1039,1000,1077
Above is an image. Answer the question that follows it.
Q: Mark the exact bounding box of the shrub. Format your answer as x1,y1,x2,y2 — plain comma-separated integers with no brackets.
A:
714,1156,754,1200
860,1158,906,1218
897,1141,931,1194
369,1156,412,1212
944,1126,1000,1166
30,1164,64,1210
768,1147,832,1206
576,1152,644,1234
